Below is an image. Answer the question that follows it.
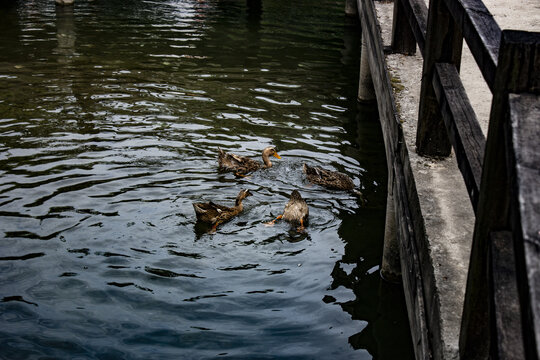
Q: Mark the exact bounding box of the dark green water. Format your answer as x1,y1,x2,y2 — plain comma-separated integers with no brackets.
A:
0,0,414,358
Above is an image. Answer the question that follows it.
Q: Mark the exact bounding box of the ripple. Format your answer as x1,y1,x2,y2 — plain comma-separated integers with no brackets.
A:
266,82,302,89
255,96,301,106
0,253,45,261
1,296,38,307
218,264,260,271
167,250,205,259
144,266,205,279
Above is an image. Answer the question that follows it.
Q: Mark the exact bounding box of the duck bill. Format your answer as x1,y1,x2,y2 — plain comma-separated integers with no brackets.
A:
273,153,282,159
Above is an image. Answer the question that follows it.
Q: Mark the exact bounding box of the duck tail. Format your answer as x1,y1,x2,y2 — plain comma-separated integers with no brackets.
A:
193,203,206,215
290,190,303,201
303,163,315,175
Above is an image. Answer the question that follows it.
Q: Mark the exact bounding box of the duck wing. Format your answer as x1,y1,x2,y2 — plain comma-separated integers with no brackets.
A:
218,148,260,174
193,201,233,224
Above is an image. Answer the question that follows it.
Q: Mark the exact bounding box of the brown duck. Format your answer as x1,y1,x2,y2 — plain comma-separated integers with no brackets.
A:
266,190,309,232
193,189,252,231
303,163,354,190
303,163,364,199
218,146,281,176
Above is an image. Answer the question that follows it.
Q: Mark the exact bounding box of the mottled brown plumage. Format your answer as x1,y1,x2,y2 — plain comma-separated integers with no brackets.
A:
282,190,309,226
303,163,355,190
193,189,252,230
218,146,281,176
266,190,309,232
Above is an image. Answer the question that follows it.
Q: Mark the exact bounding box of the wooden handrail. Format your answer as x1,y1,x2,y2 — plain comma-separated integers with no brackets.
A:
432,62,485,210
392,0,501,90
388,0,540,358
416,0,463,157
460,29,539,360
441,0,500,91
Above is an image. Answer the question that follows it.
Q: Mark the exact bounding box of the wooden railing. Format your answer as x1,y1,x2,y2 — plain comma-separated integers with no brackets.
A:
390,0,540,359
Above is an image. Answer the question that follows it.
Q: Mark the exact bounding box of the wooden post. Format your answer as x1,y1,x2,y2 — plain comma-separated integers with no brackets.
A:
345,0,358,18
416,0,462,157
506,92,540,360
55,0,74,5
459,30,540,360
358,34,376,103
247,0,262,14
391,0,416,55
490,231,525,360
381,183,401,283
246,0,262,30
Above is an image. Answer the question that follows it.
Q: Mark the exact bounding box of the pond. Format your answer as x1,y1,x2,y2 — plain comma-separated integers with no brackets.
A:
0,0,414,358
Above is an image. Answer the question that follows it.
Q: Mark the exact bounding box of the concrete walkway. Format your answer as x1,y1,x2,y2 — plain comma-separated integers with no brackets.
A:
375,0,540,358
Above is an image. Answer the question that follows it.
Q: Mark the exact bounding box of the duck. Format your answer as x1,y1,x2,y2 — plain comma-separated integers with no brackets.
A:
303,163,355,190
218,146,281,176
266,190,309,232
303,163,364,199
193,189,252,231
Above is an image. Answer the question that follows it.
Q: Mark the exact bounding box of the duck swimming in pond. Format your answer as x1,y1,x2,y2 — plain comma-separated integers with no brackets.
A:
303,163,364,199
193,189,252,232
266,190,309,232
218,146,281,177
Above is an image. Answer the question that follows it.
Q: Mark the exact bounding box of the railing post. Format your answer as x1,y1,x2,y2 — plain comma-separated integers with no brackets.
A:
345,0,358,18
416,0,462,157
358,34,376,103
460,30,540,360
506,92,540,360
489,231,525,360
381,180,401,283
55,0,74,5
391,0,416,55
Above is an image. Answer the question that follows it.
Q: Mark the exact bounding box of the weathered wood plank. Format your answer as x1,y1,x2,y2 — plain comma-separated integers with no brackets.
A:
358,0,434,358
442,0,501,91
397,130,443,360
432,62,485,211
507,93,540,359
460,30,540,360
392,0,417,55
490,231,526,360
393,154,433,360
394,0,428,55
416,0,462,157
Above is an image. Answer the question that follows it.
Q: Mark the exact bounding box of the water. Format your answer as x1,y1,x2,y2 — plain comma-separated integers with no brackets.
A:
0,0,414,358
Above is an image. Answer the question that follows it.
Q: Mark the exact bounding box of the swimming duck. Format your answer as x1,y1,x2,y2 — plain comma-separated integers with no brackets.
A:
218,146,281,176
193,189,252,231
266,190,309,232
303,163,364,200
303,163,354,190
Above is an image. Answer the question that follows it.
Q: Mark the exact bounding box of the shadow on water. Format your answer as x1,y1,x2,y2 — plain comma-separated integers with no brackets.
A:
330,103,415,359
246,0,262,30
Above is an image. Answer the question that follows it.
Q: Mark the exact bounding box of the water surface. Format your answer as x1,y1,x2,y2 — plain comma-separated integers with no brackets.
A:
0,0,414,358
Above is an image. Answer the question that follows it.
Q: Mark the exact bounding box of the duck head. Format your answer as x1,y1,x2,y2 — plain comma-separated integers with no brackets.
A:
261,146,281,167
235,189,252,206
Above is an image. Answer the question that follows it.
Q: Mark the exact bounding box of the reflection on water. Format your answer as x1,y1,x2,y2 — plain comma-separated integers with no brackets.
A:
0,0,414,358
